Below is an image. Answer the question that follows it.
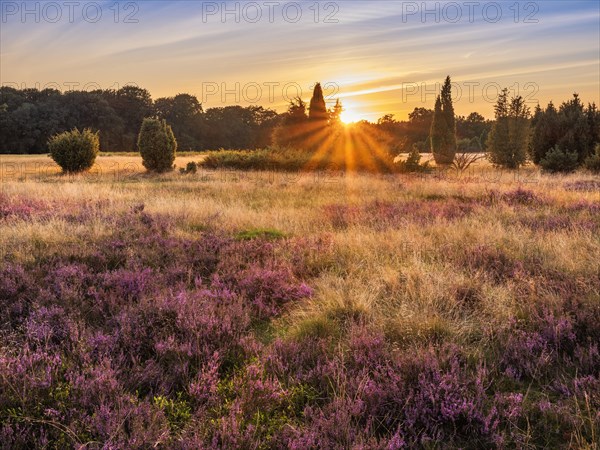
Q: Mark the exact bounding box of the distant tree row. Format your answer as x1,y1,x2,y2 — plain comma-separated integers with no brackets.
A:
0,86,278,153
0,85,490,154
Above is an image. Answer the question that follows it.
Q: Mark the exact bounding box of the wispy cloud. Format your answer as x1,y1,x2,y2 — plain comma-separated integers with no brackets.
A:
1,0,598,119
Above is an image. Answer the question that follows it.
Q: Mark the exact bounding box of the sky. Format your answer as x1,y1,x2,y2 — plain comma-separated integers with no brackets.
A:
1,0,599,121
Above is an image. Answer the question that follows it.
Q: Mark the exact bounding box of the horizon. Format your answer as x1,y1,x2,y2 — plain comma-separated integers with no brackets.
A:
2,1,599,122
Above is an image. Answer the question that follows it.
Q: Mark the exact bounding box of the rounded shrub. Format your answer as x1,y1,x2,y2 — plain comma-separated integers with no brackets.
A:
539,146,579,173
138,118,177,173
48,128,99,173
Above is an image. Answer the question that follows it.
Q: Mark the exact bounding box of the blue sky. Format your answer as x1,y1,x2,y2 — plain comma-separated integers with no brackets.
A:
1,0,599,120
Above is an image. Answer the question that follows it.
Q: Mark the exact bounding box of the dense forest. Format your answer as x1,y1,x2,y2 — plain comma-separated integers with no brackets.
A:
0,85,491,154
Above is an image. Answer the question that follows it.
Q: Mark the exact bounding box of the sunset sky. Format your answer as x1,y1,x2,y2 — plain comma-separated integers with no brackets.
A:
1,0,599,121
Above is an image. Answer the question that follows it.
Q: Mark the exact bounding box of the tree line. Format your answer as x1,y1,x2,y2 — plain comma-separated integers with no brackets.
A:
0,85,489,154
2,82,597,173
0,86,278,153
423,77,600,172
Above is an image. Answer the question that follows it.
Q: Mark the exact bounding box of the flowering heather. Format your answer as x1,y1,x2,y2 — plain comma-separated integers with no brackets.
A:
1,169,599,448
323,198,475,229
500,187,548,206
0,194,50,221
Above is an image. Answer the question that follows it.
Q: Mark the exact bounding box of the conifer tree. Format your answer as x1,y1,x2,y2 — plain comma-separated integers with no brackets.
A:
430,76,456,164
488,89,530,169
429,95,448,164
440,75,457,151
529,101,559,163
309,83,328,122
138,118,177,172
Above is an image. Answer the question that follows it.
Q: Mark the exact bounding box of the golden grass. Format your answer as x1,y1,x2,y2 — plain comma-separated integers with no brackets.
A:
1,154,599,349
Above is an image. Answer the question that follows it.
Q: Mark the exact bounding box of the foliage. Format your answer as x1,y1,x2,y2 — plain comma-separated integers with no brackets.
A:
272,98,311,150
0,85,495,156
430,76,457,165
584,143,600,173
396,147,431,173
154,94,203,151
202,143,397,173
308,83,328,122
137,118,177,173
47,128,99,173
180,161,198,174
0,86,279,153
329,99,343,126
487,89,530,169
539,146,580,173
530,94,600,166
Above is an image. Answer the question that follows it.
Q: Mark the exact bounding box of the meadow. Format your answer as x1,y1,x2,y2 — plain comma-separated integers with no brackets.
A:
1,154,599,448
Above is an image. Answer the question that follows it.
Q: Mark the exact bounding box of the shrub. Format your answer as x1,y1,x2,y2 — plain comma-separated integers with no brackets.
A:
539,146,579,173
138,118,177,173
202,146,397,173
584,144,600,173
48,128,99,173
179,161,198,174
396,147,431,173
452,152,485,172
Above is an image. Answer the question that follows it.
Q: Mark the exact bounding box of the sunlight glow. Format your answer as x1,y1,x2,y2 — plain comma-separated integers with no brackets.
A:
340,109,363,124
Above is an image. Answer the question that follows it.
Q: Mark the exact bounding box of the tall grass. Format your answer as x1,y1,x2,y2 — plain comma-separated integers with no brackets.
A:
0,155,599,447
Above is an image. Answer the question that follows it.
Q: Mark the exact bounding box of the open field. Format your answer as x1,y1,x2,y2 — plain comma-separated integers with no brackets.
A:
1,155,599,448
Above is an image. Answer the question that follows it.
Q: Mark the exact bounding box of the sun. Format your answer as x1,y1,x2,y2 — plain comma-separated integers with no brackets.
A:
340,109,361,124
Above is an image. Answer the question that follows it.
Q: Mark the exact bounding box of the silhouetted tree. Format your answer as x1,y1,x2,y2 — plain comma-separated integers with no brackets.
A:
308,83,328,122
108,86,153,151
155,94,203,150
329,99,343,126
273,98,309,149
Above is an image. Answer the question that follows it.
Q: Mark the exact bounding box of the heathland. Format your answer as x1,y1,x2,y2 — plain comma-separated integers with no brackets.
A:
1,154,599,448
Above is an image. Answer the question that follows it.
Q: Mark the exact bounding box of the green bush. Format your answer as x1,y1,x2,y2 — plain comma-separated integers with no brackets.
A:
179,161,198,174
48,128,99,173
396,147,431,173
539,146,579,173
584,144,600,173
138,118,177,173
202,146,398,173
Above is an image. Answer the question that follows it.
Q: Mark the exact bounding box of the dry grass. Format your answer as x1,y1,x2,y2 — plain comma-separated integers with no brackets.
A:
2,154,599,344
2,154,599,446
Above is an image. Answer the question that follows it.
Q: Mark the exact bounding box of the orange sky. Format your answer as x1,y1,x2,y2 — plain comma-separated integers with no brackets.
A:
2,1,599,121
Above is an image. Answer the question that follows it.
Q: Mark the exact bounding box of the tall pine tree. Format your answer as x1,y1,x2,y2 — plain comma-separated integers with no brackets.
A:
430,96,451,163
430,76,456,164
440,75,456,150
309,83,328,122
488,89,530,168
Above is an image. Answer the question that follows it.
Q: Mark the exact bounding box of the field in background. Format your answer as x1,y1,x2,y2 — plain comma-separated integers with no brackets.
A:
1,155,599,447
